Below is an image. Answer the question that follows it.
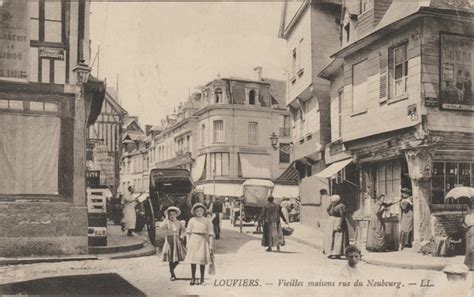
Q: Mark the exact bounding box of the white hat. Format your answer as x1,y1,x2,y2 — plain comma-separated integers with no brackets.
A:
191,202,207,215
164,206,181,218
442,264,470,275
330,195,341,203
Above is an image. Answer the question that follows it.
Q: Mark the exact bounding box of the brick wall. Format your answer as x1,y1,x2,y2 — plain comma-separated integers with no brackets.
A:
431,212,464,237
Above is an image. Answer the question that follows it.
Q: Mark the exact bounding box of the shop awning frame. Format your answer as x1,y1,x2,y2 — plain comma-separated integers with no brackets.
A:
315,158,353,179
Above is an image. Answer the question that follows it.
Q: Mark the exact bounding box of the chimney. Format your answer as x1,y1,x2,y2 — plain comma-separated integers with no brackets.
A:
253,66,263,81
145,125,152,136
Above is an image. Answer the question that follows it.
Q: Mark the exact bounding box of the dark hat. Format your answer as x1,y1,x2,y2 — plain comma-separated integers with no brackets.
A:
401,188,412,195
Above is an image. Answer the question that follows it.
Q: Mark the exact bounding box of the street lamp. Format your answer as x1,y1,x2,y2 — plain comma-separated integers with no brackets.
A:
72,61,91,85
269,132,278,150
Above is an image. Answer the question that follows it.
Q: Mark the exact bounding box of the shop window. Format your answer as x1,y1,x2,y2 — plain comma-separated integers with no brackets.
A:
432,161,472,206
209,152,230,177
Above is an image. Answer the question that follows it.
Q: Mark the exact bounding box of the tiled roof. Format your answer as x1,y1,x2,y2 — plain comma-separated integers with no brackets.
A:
263,78,287,106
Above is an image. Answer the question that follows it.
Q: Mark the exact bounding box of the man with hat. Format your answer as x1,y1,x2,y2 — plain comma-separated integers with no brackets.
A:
399,187,414,250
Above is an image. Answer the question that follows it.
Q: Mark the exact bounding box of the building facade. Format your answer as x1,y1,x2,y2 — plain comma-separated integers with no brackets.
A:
319,0,474,247
0,0,105,256
279,0,343,227
87,90,127,192
193,72,292,198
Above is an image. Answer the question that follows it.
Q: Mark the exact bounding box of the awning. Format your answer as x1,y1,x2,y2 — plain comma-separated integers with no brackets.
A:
315,158,352,179
272,185,299,199
192,155,206,182
196,183,243,197
239,153,271,179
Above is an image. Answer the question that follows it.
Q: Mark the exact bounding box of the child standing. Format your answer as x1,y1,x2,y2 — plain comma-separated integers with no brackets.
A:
161,206,187,281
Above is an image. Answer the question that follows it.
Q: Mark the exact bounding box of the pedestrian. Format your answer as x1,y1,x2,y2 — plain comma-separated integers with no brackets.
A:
340,245,363,279
161,206,187,281
122,186,137,236
210,197,223,240
366,194,398,252
223,197,231,220
257,196,287,252
184,203,214,286
323,195,349,259
280,198,291,224
463,209,474,270
399,188,414,250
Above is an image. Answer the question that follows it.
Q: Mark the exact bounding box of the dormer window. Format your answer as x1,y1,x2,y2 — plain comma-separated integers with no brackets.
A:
249,90,256,105
215,88,223,103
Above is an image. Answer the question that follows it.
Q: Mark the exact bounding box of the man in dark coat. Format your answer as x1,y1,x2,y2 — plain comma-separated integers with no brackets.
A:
258,196,288,252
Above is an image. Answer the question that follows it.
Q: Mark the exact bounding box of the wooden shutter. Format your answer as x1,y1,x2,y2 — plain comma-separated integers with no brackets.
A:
379,49,388,103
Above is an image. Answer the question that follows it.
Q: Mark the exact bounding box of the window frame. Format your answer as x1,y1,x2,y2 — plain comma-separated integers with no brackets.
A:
212,120,225,143
351,59,368,115
214,87,223,104
337,88,343,139
248,121,258,145
390,43,409,99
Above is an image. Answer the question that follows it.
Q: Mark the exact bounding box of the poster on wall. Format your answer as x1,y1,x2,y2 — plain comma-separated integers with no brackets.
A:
0,0,28,82
440,34,474,111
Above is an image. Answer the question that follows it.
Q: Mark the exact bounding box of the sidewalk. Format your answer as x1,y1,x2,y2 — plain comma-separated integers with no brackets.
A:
286,222,465,271
0,222,156,266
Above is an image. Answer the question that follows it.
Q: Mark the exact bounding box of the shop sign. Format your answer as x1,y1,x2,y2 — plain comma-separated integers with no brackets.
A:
39,47,64,60
0,0,28,82
440,34,474,111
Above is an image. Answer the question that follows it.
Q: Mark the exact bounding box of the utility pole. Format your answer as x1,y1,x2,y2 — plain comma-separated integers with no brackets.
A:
97,45,100,78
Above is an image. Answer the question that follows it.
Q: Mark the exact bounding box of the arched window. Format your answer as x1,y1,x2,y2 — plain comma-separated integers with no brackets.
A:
249,90,256,105
215,88,223,103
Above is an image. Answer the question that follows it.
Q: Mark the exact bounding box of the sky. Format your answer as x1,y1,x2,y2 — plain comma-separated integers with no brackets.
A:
89,2,287,125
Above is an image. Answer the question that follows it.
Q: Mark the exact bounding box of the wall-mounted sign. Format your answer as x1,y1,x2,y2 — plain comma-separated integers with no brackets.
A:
39,47,65,60
440,34,474,111
0,0,28,82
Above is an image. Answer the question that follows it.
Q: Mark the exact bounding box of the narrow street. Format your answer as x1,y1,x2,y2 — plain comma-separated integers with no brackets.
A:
0,221,455,297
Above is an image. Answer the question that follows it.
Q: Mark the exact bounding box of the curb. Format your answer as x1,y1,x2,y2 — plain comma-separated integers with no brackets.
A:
98,242,156,260
287,236,322,251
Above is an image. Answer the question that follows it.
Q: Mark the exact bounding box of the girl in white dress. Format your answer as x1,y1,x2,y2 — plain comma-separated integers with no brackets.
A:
161,206,186,281
184,203,214,285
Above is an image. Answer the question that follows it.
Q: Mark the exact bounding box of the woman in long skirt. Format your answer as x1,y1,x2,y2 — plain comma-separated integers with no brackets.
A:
258,196,288,252
366,194,397,252
323,195,350,259
399,188,414,250
184,203,214,285
161,206,187,281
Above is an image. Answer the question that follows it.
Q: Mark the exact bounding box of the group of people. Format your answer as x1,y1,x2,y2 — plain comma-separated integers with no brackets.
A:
322,187,415,259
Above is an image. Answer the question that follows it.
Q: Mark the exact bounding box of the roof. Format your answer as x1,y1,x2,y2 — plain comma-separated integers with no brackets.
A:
278,0,311,39
123,132,145,142
333,0,474,59
275,162,299,185
318,57,343,79
104,90,128,116
150,125,164,131
263,78,286,106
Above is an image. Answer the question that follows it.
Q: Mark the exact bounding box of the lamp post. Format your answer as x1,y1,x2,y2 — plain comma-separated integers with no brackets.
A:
269,132,278,150
72,61,91,85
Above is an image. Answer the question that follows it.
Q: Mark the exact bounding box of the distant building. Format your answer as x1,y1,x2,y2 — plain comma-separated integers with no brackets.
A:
86,90,128,192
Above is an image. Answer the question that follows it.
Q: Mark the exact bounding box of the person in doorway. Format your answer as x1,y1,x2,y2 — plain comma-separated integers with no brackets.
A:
258,196,287,252
399,188,414,250
161,206,187,281
184,203,214,285
366,194,398,252
122,186,137,236
463,209,474,270
323,195,350,259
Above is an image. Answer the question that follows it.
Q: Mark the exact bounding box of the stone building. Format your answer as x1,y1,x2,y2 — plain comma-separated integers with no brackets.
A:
319,0,474,247
0,1,105,256
193,70,293,199
278,0,343,227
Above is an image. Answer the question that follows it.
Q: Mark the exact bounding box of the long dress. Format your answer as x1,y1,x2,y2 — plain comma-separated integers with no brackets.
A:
366,200,390,252
464,213,474,270
323,203,350,257
399,197,414,248
161,219,187,263
184,216,214,265
280,200,291,224
122,191,136,230
258,202,286,247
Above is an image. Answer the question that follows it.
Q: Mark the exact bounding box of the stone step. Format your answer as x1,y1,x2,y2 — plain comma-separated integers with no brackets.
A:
88,241,144,255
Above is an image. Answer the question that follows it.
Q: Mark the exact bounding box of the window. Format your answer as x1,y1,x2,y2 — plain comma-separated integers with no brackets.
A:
432,162,473,205
360,0,373,14
279,115,291,137
391,44,408,98
291,48,297,76
375,160,403,214
215,88,223,103
248,122,258,144
352,60,368,113
201,124,206,147
279,144,291,163
213,120,224,143
337,89,343,138
344,24,350,43
209,152,230,177
249,90,256,105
